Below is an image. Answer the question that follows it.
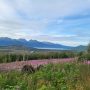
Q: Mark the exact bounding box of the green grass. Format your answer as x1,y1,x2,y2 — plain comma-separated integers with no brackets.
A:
0,63,90,90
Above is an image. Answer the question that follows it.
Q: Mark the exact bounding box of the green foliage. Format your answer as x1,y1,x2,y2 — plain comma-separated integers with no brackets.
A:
78,43,90,62
78,52,87,62
78,53,90,62
87,43,90,53
0,63,89,90
0,51,75,63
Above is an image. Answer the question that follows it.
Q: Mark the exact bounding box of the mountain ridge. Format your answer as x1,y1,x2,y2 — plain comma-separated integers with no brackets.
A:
0,37,87,51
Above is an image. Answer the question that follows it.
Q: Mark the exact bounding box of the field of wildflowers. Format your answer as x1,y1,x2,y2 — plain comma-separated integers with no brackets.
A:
0,62,90,90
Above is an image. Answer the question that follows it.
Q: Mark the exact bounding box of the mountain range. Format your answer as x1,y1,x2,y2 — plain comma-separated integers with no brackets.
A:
0,37,87,51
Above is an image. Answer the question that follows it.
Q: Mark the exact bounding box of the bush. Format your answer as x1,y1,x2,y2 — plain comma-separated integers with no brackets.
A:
21,65,35,74
78,43,90,62
87,43,90,53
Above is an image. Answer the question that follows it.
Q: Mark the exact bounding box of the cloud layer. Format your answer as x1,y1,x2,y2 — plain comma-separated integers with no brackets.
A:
0,0,90,46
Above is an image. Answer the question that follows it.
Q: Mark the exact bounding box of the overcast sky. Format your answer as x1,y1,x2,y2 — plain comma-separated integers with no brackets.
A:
0,0,90,46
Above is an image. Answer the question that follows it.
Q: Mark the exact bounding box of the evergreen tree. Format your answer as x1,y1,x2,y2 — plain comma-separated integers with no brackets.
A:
87,43,90,53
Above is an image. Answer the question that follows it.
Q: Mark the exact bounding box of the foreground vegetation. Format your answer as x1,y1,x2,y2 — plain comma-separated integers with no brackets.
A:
0,63,90,90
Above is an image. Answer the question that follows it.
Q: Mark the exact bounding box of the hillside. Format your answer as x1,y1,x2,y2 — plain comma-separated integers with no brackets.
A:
0,37,87,51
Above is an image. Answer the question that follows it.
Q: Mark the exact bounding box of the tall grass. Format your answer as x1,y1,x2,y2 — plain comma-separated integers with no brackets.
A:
0,63,90,90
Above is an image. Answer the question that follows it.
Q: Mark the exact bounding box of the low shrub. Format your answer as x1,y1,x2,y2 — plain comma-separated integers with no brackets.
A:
78,52,90,62
21,65,35,74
